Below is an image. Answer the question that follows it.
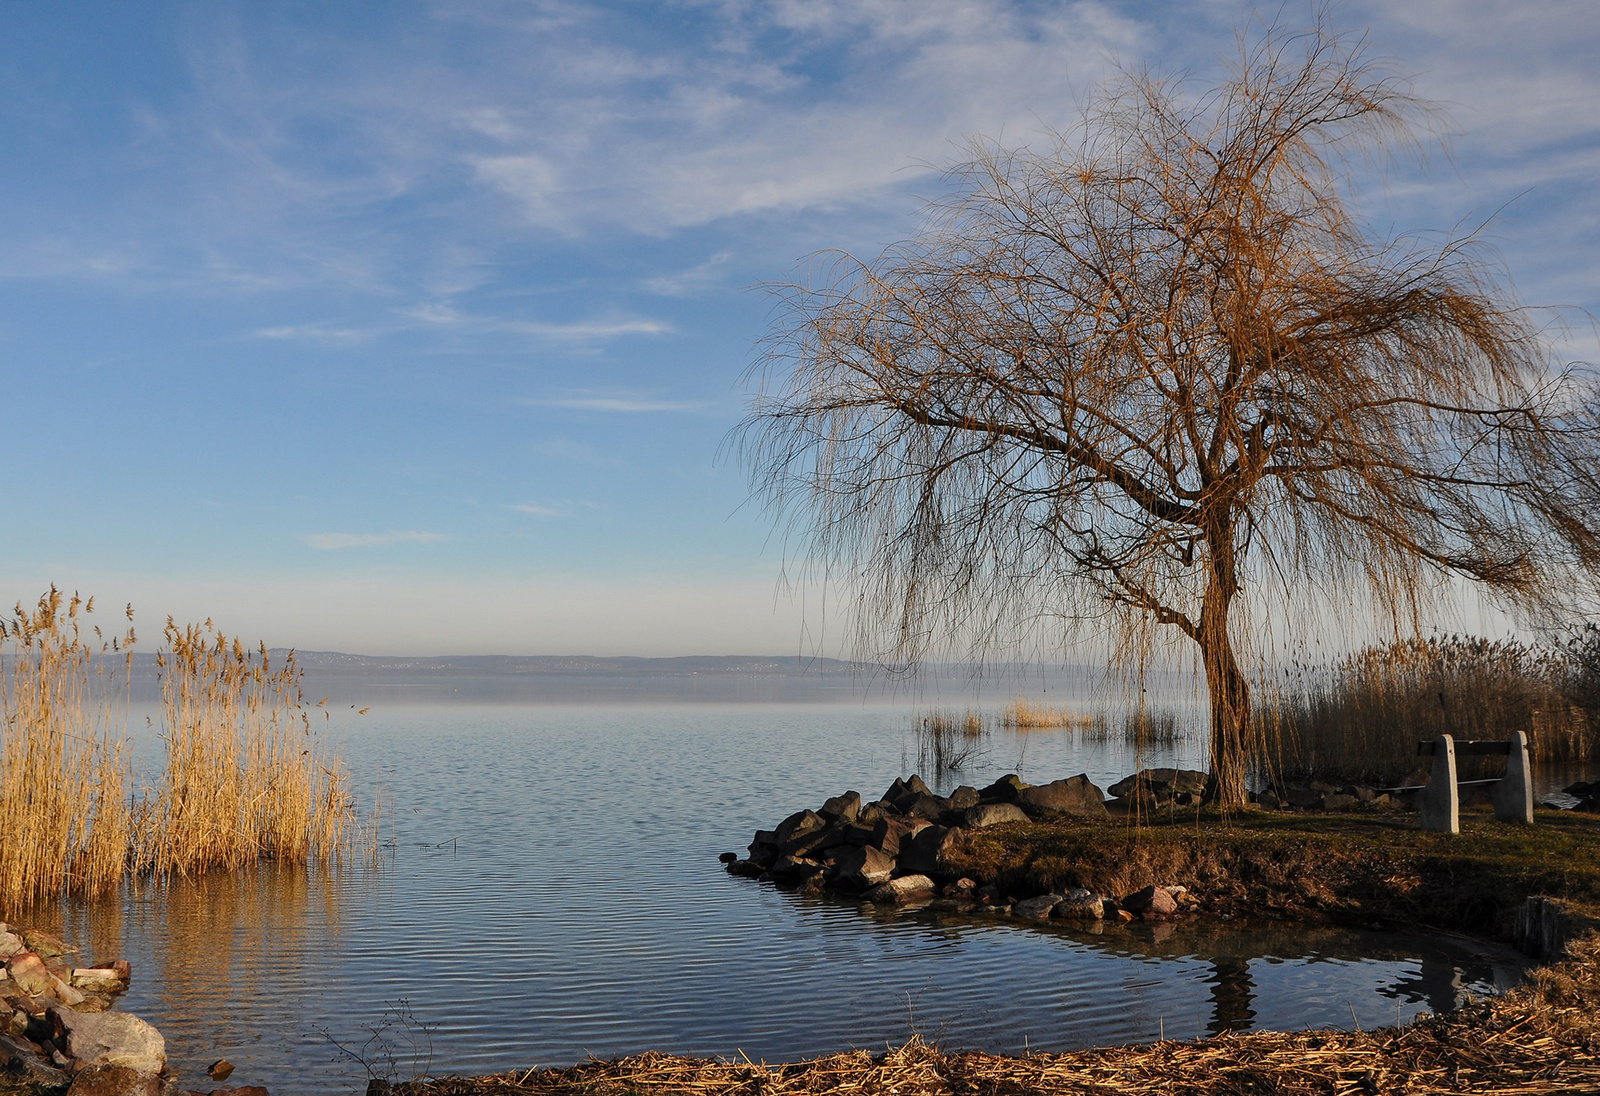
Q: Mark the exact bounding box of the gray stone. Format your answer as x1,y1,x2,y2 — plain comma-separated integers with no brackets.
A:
897,825,965,877
961,802,1029,829
820,791,862,823
1121,885,1178,920
783,819,854,858
53,1008,165,1073
0,932,22,959
903,794,952,821
66,1064,160,1096
869,816,929,857
1107,768,1207,801
1012,894,1061,920
856,803,890,827
0,1030,70,1091
773,810,825,845
1319,793,1359,811
768,856,825,882
1015,774,1108,817
8,954,52,998
948,785,980,809
863,875,937,904
831,846,896,889
978,774,1029,802
1052,893,1105,920
726,859,765,878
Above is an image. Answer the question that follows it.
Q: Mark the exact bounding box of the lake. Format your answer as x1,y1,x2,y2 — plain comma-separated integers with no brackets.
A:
38,691,1536,1095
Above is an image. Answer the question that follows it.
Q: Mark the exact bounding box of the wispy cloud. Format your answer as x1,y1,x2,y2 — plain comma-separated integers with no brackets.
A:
301,530,448,550
500,318,671,340
254,324,375,343
526,389,707,413
643,250,733,296
508,503,562,516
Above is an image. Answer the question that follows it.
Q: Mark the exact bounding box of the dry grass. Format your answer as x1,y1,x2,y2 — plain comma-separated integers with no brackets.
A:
0,588,368,912
1257,636,1596,786
388,935,1600,1096
998,698,1093,730
914,709,988,778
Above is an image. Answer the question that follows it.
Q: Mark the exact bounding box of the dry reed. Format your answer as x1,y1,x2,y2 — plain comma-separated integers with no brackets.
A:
0,588,367,912
1258,635,1597,786
997,698,1092,730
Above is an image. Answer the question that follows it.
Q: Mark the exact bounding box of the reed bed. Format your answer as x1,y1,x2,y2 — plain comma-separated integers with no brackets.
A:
997,698,1093,730
1257,635,1597,786
914,709,988,778
0,588,368,912
389,935,1600,1096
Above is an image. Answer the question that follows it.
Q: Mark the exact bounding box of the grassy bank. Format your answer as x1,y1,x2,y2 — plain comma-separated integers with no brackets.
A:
943,807,1600,941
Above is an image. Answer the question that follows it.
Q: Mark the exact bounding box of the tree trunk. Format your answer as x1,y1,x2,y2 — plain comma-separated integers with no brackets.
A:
1197,538,1250,809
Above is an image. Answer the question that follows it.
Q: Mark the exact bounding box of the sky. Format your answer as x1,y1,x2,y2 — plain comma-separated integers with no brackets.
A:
2,0,1598,656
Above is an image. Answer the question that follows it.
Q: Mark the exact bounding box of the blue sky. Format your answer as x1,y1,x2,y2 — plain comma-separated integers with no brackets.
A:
3,1,1598,655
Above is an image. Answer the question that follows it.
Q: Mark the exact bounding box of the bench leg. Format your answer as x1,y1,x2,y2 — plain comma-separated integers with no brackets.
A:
1493,729,1535,824
1419,734,1459,834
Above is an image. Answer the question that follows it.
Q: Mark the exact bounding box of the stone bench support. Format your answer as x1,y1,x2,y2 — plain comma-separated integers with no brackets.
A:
1417,730,1534,833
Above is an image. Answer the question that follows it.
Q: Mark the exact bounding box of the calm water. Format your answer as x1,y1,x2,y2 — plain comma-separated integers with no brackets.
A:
39,700,1534,1095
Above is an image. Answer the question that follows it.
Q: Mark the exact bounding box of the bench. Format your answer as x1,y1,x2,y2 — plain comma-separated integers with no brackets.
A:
1414,731,1534,834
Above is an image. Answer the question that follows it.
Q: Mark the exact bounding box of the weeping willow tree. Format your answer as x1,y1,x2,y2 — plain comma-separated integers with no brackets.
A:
737,16,1600,807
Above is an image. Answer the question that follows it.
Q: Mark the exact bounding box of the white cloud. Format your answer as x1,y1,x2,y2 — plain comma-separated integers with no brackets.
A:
500,318,671,340
301,531,448,550
642,250,733,296
526,390,706,412
508,503,562,516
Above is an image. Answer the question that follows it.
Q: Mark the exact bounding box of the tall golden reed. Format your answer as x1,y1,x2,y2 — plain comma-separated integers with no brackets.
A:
998,698,1092,730
0,588,367,912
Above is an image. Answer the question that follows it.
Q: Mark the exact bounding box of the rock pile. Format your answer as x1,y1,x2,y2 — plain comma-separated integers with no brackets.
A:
723,773,1193,923
1562,781,1600,812
0,924,262,1096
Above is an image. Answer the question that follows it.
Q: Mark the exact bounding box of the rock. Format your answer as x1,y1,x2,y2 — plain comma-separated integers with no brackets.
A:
726,859,765,878
8,953,53,997
717,852,738,864
768,856,825,883
978,774,1029,802
19,932,73,960
819,791,861,823
773,810,824,846
863,875,937,904
1564,780,1596,797
747,830,779,867
869,817,929,857
208,1059,235,1081
783,819,854,858
0,932,22,959
211,1088,270,1096
948,785,980,809
1107,769,1207,803
54,1008,165,1073
1320,793,1359,811
1015,775,1108,817
1012,894,1061,920
0,1029,71,1090
47,976,84,1008
66,1064,161,1096
1121,885,1179,920
1053,892,1105,920
1283,786,1323,809
902,794,952,821
831,846,896,889
856,803,890,827
897,825,965,878
1254,789,1283,809
961,803,1029,829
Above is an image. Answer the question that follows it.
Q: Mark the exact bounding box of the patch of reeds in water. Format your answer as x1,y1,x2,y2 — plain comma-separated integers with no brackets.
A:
997,698,1093,730
0,588,369,912
1257,634,1597,786
914,709,987,778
